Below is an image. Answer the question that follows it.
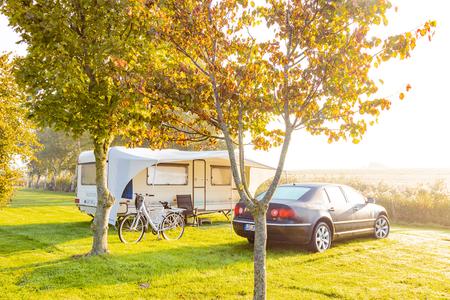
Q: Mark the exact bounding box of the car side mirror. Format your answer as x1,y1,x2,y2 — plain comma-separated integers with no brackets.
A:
366,197,376,204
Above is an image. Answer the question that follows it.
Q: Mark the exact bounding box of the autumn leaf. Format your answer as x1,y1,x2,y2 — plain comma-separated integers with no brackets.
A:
406,84,412,92
399,92,405,100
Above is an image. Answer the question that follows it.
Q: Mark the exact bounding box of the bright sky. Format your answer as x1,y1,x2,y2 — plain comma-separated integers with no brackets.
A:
1,0,448,170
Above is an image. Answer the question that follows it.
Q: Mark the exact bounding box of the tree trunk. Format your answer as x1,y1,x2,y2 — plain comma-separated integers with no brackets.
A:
51,171,57,191
253,205,267,300
70,158,78,193
35,174,41,189
27,173,32,188
43,169,48,190
252,127,293,300
88,137,114,256
70,170,77,193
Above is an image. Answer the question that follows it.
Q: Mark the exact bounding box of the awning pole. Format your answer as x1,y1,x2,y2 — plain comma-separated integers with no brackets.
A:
151,162,158,198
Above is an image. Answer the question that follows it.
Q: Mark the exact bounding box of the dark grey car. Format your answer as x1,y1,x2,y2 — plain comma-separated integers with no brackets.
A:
232,183,390,252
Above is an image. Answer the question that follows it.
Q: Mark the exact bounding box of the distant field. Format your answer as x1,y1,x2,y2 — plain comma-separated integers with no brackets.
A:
288,168,450,189
0,189,449,299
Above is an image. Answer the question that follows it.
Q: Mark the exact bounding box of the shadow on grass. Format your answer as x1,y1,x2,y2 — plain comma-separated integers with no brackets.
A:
5,231,313,292
19,238,385,289
13,235,385,292
1,215,389,293
0,221,92,255
12,242,255,291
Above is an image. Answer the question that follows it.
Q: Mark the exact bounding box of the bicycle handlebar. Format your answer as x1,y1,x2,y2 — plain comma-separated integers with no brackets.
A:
134,193,171,209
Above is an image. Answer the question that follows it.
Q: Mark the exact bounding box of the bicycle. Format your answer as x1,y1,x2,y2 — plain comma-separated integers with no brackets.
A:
118,193,185,243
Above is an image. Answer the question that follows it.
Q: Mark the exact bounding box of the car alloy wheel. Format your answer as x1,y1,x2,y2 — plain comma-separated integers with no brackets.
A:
374,215,390,239
312,222,331,253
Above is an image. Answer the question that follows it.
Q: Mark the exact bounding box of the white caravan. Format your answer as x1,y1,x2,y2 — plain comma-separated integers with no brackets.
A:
75,147,275,224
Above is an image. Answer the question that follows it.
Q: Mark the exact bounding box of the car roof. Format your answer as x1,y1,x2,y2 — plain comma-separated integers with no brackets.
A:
279,183,346,189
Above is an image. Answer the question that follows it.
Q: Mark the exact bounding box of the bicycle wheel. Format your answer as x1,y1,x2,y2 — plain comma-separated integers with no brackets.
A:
161,213,185,240
118,214,145,244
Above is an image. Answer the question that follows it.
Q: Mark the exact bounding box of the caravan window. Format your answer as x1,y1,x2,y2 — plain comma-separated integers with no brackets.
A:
211,166,231,186
80,163,96,185
147,164,188,185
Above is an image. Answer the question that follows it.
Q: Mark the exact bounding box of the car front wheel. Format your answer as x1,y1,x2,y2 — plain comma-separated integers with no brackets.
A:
309,222,332,253
374,215,390,239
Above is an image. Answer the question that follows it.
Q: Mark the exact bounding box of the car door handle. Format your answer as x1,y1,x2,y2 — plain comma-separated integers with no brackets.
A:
328,207,335,212
353,206,360,211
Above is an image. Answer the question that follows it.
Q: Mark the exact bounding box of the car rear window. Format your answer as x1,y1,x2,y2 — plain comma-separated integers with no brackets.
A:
256,186,311,201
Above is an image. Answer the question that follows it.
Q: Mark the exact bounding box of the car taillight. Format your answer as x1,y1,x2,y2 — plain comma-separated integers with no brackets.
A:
74,198,80,204
279,208,295,218
234,204,243,216
270,207,295,219
270,208,279,217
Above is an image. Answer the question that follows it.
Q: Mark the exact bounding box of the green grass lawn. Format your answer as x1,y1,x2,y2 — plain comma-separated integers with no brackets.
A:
0,189,449,299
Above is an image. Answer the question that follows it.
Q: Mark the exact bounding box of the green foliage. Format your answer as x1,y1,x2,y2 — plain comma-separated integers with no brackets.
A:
0,0,179,253
36,128,88,172
29,128,91,191
0,54,38,206
0,188,449,299
1,0,163,142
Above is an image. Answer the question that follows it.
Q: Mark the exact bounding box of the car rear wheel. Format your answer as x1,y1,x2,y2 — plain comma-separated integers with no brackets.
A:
309,222,331,253
374,215,390,239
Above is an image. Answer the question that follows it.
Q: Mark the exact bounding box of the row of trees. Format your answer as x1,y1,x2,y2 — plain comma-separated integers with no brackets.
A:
27,128,91,192
0,54,37,206
1,1,434,299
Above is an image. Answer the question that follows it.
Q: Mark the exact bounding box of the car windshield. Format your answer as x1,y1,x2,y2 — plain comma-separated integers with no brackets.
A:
256,186,311,201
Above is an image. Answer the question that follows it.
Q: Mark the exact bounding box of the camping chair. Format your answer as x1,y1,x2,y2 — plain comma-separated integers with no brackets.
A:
176,194,199,226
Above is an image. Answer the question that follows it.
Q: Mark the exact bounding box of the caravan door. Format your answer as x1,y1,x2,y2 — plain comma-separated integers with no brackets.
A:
193,160,206,210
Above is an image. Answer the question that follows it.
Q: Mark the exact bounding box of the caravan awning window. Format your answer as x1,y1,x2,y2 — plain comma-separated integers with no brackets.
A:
211,165,231,186
147,163,188,185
